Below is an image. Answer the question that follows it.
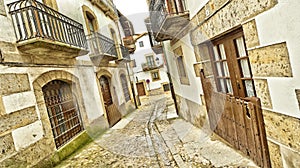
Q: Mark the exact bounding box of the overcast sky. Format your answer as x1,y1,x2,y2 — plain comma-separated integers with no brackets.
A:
113,0,149,33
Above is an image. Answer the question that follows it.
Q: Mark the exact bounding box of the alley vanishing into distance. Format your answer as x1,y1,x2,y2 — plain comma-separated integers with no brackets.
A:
55,91,257,168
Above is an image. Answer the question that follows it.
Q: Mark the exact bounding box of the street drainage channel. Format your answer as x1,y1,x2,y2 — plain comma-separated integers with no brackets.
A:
145,97,176,167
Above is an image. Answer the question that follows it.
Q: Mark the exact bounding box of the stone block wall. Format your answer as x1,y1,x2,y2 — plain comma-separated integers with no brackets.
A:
0,68,105,167
189,0,300,167
175,94,208,129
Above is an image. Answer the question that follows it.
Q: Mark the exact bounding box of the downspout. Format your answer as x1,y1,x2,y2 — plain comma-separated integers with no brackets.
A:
161,42,179,114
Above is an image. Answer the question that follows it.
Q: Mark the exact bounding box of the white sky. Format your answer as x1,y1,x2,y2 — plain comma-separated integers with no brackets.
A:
113,0,149,33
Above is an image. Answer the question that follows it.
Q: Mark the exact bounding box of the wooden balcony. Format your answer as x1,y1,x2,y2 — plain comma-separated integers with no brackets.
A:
8,0,88,58
149,0,190,42
89,0,118,20
123,36,136,54
87,32,118,66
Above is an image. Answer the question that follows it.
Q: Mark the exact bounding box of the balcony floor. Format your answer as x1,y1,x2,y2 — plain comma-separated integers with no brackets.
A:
17,38,89,58
155,12,190,42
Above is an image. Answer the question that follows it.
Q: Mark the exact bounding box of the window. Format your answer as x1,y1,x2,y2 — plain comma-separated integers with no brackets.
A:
42,0,58,10
120,74,131,102
174,46,189,85
139,41,144,47
82,6,98,34
146,55,155,68
151,70,160,81
211,28,255,97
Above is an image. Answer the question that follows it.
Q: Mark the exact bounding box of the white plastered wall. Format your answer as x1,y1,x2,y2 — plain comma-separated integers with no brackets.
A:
163,34,203,105
254,0,300,118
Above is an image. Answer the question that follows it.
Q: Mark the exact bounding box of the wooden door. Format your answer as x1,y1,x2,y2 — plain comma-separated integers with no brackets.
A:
43,80,83,149
136,82,146,96
199,28,271,167
99,76,121,127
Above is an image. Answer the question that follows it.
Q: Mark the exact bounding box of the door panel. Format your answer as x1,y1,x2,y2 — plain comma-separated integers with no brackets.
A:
200,28,271,167
136,82,146,96
99,76,121,127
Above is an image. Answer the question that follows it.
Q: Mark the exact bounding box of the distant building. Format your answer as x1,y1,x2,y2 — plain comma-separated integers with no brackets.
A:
130,31,170,96
0,0,135,166
147,0,300,167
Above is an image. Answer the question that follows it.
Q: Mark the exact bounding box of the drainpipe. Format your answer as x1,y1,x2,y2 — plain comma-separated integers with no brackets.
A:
161,42,179,114
125,57,140,109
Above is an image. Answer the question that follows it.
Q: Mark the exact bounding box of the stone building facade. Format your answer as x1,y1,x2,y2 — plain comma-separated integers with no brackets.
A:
0,0,134,167
148,0,300,167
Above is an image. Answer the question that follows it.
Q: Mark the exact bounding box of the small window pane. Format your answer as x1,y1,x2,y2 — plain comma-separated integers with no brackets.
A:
223,62,230,76
213,46,220,61
236,37,247,57
244,80,255,97
240,59,251,78
216,62,222,76
219,79,226,93
226,79,233,94
219,44,226,59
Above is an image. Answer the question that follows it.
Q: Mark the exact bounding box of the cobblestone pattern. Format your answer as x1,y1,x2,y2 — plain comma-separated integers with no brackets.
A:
55,93,258,168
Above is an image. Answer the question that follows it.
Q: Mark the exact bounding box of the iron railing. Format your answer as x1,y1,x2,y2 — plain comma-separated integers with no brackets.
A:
8,0,87,49
120,44,130,60
87,32,117,57
142,62,161,71
149,0,188,35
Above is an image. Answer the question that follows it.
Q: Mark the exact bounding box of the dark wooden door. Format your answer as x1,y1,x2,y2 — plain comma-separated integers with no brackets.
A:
136,82,146,96
99,76,121,127
43,80,83,149
199,28,271,167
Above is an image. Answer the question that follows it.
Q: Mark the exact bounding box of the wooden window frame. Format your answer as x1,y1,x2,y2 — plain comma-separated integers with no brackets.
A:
145,54,156,67
210,28,256,98
139,41,144,47
82,5,99,35
151,70,160,81
174,46,190,85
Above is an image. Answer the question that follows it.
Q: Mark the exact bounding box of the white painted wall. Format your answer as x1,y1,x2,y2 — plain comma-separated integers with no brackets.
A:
185,0,209,19
163,34,203,105
255,0,300,118
131,35,170,90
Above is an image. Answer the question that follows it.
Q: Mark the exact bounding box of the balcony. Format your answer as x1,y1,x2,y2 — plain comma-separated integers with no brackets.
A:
145,18,163,54
149,0,190,42
118,45,131,62
142,62,163,71
123,36,136,54
89,0,118,20
87,32,119,66
8,0,88,58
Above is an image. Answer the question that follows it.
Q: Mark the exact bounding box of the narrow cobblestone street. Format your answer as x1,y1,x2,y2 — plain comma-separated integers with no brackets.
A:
55,92,258,168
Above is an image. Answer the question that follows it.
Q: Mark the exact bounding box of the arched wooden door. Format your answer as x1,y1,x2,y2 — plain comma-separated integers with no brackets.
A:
42,80,84,149
99,76,121,127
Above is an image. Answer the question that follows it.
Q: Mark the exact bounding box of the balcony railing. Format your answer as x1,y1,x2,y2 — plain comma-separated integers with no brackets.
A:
145,17,163,54
149,0,189,41
8,0,87,50
142,62,163,71
87,32,117,58
120,45,131,61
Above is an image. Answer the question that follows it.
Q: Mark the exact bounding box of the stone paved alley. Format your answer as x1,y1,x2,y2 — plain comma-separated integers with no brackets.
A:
55,92,258,168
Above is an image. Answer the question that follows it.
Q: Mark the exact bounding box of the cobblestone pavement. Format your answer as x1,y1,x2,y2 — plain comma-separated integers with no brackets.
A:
55,92,258,168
